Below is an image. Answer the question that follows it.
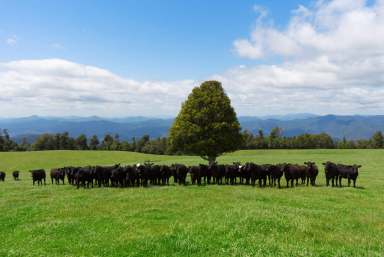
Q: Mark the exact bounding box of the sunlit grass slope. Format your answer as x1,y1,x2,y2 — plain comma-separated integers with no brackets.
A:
0,150,383,257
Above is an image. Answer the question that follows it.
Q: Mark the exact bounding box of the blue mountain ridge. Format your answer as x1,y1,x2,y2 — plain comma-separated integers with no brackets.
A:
1,114,383,142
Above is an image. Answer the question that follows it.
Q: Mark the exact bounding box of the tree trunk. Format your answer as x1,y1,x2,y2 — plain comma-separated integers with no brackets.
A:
208,156,217,166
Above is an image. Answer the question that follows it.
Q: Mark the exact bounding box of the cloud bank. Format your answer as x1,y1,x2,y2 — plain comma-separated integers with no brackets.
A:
229,0,384,115
0,59,195,117
1,0,384,117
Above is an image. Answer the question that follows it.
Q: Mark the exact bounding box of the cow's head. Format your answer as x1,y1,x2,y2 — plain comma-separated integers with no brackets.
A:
353,164,362,172
304,161,316,167
322,161,335,167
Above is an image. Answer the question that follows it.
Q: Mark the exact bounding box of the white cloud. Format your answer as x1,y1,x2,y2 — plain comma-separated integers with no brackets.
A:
226,0,384,115
211,54,384,115
5,36,17,46
1,53,384,117
0,59,195,117
234,0,384,60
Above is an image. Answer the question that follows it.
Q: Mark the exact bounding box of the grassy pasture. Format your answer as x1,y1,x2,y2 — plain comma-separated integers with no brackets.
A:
0,150,383,257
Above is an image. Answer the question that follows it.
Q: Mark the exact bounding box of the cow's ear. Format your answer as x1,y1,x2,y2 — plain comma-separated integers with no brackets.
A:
322,162,326,165
357,165,362,168
304,162,308,165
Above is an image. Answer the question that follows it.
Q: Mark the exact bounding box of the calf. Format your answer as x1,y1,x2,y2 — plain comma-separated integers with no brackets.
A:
30,169,46,186
0,171,5,182
12,170,20,180
337,164,361,187
304,162,319,186
322,161,339,187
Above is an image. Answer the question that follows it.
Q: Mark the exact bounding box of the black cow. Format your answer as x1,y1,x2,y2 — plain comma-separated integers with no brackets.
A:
63,167,77,185
304,162,319,186
12,171,20,180
282,164,307,187
50,168,65,185
239,164,250,185
111,167,128,187
126,165,139,186
210,164,225,185
189,166,202,185
160,165,172,185
74,166,94,189
322,161,339,187
261,164,272,186
171,164,188,185
0,171,5,182
244,163,268,187
30,169,46,186
337,164,361,187
269,164,283,188
199,164,211,184
150,165,161,185
225,164,238,185
136,163,151,186
94,164,119,187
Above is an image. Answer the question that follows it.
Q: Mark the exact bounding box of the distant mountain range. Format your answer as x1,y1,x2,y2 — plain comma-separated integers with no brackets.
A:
0,114,383,142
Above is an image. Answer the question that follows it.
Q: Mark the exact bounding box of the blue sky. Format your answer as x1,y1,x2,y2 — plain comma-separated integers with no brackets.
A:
0,0,384,117
0,0,310,80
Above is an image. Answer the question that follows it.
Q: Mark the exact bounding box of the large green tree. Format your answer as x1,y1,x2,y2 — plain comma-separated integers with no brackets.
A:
168,80,242,164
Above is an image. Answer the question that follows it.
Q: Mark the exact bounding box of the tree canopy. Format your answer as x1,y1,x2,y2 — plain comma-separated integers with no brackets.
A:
168,80,242,164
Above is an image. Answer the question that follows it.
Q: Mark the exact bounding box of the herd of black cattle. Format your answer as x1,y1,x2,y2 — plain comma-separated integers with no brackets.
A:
0,161,361,188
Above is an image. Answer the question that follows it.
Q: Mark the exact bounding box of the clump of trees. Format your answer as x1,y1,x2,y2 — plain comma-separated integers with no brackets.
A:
0,129,20,151
0,129,383,153
241,129,384,149
241,129,335,149
28,133,169,154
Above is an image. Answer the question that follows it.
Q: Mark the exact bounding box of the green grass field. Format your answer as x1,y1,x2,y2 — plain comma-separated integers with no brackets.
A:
0,150,383,257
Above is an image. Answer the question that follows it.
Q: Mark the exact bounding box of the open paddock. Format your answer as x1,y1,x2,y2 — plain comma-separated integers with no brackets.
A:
0,150,383,257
